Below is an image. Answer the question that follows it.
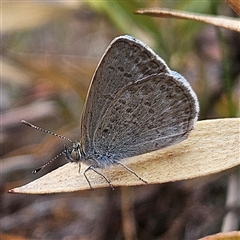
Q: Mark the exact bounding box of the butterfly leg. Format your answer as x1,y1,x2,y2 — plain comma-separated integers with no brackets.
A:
84,165,114,190
115,161,148,184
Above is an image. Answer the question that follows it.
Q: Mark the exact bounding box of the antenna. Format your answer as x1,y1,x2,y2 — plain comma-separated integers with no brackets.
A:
21,120,73,173
21,120,73,143
32,151,65,174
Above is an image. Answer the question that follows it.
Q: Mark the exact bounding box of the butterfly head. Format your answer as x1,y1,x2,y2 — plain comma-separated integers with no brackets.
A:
63,141,83,162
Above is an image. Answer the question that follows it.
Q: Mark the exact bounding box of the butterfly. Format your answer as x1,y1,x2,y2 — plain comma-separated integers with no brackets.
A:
22,35,199,189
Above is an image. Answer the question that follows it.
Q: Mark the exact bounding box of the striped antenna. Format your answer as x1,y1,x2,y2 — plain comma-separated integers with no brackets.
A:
21,120,73,143
21,120,73,173
32,151,65,174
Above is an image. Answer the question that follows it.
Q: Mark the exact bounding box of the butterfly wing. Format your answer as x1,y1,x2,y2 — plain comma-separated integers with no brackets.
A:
81,36,171,155
92,72,199,160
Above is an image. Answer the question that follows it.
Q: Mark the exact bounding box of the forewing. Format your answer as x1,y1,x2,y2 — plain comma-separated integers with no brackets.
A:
92,72,199,160
81,36,170,154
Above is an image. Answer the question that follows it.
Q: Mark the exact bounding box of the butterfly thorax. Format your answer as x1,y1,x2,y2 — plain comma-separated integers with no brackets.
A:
63,141,114,168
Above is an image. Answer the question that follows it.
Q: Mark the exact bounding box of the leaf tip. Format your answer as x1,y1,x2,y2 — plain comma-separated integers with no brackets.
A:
8,189,15,194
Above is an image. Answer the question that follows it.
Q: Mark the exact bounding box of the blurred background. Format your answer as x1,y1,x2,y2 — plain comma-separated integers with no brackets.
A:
1,1,239,239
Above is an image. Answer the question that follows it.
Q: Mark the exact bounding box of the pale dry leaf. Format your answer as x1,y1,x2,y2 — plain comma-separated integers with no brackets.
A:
199,230,240,240
226,0,240,16
135,8,240,33
9,118,240,194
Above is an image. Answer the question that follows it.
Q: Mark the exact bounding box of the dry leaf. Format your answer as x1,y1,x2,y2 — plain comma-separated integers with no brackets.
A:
226,0,240,16
199,230,240,240
8,118,240,194
135,8,240,33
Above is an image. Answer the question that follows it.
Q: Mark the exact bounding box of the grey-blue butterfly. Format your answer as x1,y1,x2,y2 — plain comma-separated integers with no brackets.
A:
22,35,199,189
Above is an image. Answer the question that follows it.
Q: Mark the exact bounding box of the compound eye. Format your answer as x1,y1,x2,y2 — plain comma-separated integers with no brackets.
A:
71,149,80,161
63,142,81,162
